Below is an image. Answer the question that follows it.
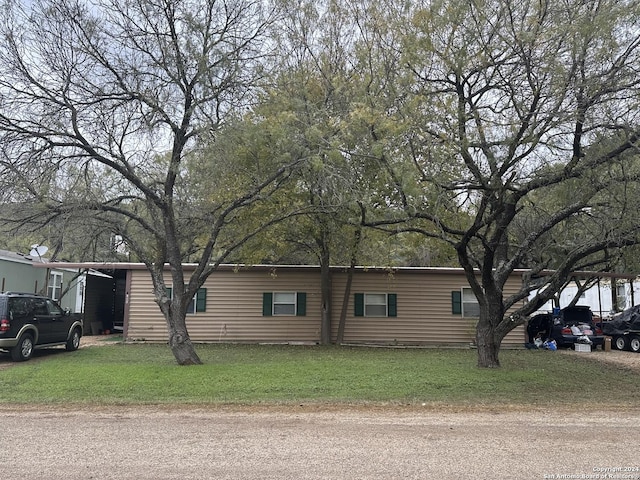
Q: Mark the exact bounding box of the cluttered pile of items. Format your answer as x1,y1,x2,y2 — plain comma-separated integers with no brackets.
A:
525,305,603,351
525,335,557,350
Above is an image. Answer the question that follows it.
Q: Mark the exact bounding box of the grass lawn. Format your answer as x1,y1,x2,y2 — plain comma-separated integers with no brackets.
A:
1,343,639,408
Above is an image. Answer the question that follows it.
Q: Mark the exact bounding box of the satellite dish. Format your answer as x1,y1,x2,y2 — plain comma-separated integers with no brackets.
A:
29,244,49,258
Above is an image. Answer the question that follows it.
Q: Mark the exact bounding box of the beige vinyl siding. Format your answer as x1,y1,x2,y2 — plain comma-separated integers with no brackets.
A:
127,268,322,343
126,266,525,347
330,269,525,347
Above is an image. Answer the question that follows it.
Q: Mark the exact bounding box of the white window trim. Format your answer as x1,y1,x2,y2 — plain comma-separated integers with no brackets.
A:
168,287,201,315
364,293,388,317
48,271,63,301
273,292,297,316
186,294,197,314
461,287,480,318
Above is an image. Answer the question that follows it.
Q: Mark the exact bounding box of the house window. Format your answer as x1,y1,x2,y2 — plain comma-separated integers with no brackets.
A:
452,288,479,317
166,287,207,314
48,272,63,301
274,292,296,315
262,292,307,316
354,293,397,317
462,287,480,317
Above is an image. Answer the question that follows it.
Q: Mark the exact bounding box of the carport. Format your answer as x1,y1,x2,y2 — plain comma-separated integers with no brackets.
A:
34,263,134,336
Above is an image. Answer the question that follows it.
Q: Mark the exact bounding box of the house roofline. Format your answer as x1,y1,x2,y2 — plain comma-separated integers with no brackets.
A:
32,262,481,274
31,261,639,280
0,249,44,265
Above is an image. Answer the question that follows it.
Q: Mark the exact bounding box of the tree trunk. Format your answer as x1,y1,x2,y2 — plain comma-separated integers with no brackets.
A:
337,226,361,344
475,319,501,368
336,264,355,344
475,299,505,368
156,278,202,366
319,257,332,345
167,310,202,365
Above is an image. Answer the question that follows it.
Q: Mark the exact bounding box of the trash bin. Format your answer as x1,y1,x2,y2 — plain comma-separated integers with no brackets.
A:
604,336,612,352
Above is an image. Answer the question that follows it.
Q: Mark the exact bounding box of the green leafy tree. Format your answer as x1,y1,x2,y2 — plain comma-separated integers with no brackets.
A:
227,0,366,343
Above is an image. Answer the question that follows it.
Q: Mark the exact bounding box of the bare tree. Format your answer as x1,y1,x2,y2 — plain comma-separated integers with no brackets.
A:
0,0,301,365
361,0,640,367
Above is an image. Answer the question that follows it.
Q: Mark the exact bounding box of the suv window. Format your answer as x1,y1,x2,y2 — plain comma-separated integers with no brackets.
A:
32,298,48,316
8,298,32,318
46,299,64,315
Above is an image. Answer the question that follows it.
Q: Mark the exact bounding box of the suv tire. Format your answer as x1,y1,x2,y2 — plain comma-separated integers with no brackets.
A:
11,333,34,361
66,328,81,351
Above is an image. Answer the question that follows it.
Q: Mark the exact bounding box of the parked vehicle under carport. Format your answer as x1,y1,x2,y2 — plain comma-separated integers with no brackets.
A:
527,306,604,349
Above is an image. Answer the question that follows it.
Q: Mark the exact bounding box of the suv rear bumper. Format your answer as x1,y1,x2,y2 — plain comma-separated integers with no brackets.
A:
0,338,19,348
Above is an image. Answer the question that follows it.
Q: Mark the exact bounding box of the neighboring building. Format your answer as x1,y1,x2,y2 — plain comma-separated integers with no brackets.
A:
37,262,528,347
530,277,639,318
0,248,83,313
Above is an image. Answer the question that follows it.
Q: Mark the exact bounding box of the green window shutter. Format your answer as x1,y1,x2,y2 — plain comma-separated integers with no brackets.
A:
263,292,273,316
388,293,397,317
166,287,172,299
451,290,462,315
196,288,207,312
354,293,364,317
296,292,307,316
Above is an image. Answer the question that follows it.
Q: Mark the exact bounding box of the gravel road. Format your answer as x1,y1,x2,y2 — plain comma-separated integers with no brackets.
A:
2,339,639,479
1,405,639,480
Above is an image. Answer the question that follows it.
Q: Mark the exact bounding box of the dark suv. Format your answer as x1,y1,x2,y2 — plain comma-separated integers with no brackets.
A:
0,292,83,361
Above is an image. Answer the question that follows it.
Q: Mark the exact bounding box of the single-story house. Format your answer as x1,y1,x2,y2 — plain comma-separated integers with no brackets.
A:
34,262,528,347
